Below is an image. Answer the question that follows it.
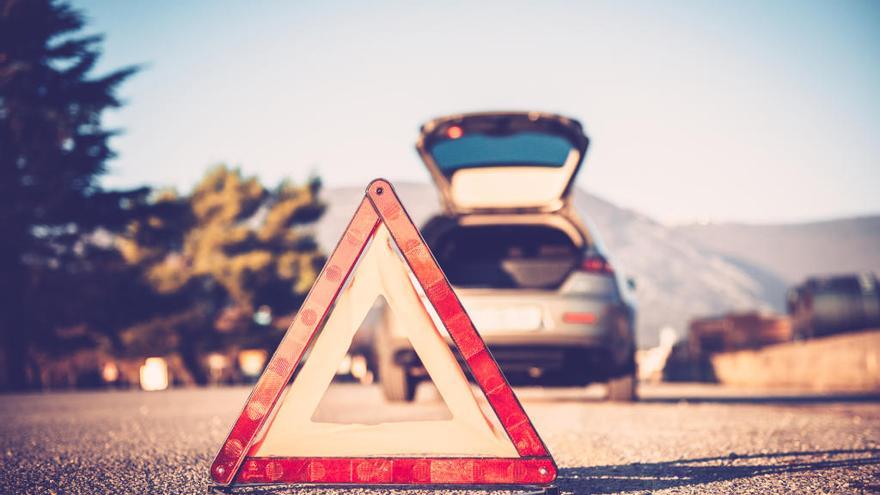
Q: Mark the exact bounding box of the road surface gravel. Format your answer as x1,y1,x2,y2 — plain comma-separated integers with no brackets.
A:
0,383,878,494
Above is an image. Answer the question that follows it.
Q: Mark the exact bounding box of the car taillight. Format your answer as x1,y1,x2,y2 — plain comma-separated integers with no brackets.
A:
580,255,614,275
562,312,597,324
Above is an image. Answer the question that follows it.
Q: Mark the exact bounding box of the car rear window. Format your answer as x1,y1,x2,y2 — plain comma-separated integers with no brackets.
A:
429,224,579,289
814,276,875,296
430,132,573,171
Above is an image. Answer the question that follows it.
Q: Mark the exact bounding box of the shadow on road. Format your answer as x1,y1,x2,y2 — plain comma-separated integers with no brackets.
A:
516,389,880,405
639,392,880,405
558,449,880,494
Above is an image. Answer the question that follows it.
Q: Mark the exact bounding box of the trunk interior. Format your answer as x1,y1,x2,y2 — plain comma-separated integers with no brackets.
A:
427,224,581,290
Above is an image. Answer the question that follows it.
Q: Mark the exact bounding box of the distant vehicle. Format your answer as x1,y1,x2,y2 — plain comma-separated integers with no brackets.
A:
373,111,638,402
688,311,792,355
787,273,880,340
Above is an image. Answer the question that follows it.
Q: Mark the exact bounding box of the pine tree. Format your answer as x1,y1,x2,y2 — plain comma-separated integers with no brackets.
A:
0,0,140,389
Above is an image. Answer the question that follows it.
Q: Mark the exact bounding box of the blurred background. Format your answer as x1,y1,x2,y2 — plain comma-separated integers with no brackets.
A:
1,0,878,394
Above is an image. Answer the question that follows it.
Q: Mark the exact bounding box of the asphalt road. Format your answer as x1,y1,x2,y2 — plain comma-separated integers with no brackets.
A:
0,383,878,494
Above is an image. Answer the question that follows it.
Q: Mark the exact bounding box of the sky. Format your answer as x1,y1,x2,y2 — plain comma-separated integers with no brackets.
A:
77,0,880,225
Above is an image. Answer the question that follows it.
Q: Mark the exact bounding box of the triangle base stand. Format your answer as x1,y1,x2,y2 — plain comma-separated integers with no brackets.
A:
208,483,560,495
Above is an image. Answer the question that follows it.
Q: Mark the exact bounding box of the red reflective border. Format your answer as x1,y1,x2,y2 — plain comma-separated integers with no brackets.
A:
211,180,557,486
234,457,556,485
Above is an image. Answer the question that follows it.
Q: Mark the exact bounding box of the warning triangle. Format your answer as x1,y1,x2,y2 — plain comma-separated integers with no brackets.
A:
210,179,556,487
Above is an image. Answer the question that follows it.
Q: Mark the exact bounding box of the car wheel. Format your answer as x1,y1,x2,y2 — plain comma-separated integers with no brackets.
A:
606,373,637,402
376,329,417,402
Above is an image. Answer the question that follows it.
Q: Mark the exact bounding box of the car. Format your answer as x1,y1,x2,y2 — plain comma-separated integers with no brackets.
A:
373,111,638,402
787,273,880,340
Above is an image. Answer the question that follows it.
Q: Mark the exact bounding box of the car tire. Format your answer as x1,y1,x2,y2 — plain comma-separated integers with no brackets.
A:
376,329,417,402
606,373,637,402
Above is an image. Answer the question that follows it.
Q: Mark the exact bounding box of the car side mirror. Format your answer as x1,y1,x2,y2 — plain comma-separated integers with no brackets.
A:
627,277,637,291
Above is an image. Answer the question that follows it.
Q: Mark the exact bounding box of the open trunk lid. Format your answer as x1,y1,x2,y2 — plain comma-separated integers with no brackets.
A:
416,112,589,214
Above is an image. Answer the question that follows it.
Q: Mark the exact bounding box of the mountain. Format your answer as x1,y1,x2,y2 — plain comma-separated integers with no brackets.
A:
311,182,876,347
674,217,880,284
571,191,782,346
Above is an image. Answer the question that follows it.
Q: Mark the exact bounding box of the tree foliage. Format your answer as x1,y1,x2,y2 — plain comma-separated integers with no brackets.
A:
0,1,327,389
115,166,326,383
0,0,142,388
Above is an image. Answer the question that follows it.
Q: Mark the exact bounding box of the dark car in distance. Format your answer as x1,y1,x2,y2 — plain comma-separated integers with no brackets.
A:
787,273,880,340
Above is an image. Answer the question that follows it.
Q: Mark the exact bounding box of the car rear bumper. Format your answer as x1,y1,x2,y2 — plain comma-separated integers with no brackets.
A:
378,290,636,385
392,329,634,386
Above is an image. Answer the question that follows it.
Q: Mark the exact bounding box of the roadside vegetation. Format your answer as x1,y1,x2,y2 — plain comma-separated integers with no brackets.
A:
0,0,324,389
